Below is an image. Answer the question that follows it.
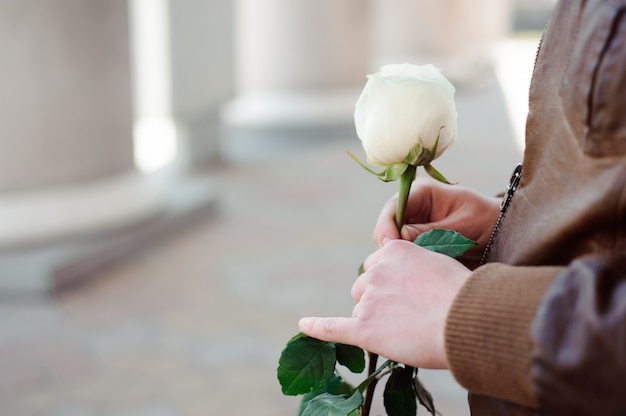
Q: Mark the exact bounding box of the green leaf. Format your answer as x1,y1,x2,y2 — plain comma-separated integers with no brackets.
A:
413,229,477,258
335,344,365,373
302,390,363,416
414,376,437,416
402,141,423,165
278,336,337,395
383,366,417,416
288,332,308,342
298,373,355,416
424,163,453,184
347,152,386,177
381,162,409,182
346,150,413,183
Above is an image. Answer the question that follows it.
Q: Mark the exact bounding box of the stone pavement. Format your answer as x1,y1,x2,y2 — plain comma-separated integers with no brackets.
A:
0,68,527,415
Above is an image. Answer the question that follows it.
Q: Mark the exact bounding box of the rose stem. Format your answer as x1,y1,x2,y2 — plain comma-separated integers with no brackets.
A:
395,164,417,231
362,164,417,416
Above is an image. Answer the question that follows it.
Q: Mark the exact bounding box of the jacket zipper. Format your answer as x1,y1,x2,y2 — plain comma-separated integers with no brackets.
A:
480,164,523,265
479,21,542,265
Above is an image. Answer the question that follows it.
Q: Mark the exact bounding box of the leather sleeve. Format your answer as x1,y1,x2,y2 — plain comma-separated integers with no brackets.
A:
444,263,561,408
531,254,626,415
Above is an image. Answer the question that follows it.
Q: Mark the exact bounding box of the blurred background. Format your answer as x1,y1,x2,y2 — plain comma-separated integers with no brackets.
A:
0,0,555,415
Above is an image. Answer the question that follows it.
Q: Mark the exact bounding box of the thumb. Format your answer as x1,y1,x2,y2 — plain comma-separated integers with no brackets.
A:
298,317,360,346
401,224,435,241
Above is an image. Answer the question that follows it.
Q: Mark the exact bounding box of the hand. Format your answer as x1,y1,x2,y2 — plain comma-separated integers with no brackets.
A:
374,177,500,268
299,239,471,369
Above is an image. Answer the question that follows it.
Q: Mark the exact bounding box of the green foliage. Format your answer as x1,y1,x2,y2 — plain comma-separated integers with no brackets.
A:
413,228,476,258
301,391,363,416
278,336,337,396
298,374,355,416
347,151,409,182
414,375,437,415
278,335,367,415
278,336,438,416
424,163,453,184
383,366,417,416
335,344,366,374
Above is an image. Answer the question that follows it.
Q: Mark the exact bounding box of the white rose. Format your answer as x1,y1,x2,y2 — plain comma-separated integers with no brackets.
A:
354,63,457,168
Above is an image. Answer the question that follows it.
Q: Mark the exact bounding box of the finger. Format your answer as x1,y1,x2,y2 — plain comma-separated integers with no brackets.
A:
353,258,371,302
373,197,400,247
351,273,367,302
400,224,420,241
298,316,361,346
362,248,383,271
400,223,435,241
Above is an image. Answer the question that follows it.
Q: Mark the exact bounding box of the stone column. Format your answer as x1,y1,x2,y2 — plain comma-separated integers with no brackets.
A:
368,0,512,86
221,0,368,159
167,0,235,168
0,1,136,192
0,1,166,294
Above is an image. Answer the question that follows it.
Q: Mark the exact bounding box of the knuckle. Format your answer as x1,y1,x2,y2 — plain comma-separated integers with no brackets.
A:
321,318,337,335
365,264,385,284
350,284,360,302
386,238,407,249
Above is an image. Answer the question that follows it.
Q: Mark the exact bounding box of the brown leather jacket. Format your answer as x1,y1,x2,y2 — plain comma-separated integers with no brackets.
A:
444,0,626,414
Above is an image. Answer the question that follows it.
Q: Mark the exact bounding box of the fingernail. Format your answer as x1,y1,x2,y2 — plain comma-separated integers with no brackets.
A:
382,237,391,246
299,317,312,330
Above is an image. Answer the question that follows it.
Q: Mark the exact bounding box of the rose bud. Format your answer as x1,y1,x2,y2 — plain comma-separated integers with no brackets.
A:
354,63,457,169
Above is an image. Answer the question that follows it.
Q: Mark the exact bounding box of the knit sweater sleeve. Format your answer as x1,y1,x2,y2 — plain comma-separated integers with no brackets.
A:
443,263,562,408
